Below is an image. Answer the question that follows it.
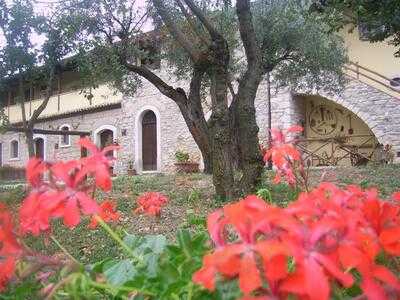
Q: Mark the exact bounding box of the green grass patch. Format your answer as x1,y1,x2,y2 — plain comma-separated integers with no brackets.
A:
2,165,400,264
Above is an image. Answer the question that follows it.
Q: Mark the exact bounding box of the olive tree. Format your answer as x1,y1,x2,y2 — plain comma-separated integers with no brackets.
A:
60,0,347,199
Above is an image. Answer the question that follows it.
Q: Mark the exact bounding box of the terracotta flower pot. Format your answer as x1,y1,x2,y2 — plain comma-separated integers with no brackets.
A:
174,162,199,173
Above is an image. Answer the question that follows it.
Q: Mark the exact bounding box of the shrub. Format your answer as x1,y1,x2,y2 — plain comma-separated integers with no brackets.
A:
0,165,25,181
175,150,190,163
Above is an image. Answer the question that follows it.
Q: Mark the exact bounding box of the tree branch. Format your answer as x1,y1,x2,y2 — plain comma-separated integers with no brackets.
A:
28,66,56,126
174,0,210,46
17,76,28,130
181,0,221,40
152,0,200,61
121,59,186,102
236,0,260,67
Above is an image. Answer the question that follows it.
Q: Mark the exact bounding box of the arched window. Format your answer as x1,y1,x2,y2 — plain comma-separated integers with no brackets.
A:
93,125,117,175
10,140,19,159
59,124,71,147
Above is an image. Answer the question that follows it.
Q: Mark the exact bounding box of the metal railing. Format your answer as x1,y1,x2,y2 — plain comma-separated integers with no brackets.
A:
296,134,377,167
344,61,400,97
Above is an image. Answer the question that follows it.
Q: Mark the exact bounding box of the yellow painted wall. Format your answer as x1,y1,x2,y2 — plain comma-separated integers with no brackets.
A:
7,84,121,123
341,26,399,77
301,95,378,166
341,26,400,97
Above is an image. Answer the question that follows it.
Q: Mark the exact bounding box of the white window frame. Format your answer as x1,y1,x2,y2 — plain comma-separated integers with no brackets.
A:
59,124,72,148
9,139,19,161
93,125,118,158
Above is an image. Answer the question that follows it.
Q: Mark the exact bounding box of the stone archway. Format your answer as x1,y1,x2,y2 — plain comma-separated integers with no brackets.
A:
295,95,380,166
297,79,400,149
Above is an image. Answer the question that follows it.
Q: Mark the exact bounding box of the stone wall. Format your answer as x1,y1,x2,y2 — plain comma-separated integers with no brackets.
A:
0,107,124,171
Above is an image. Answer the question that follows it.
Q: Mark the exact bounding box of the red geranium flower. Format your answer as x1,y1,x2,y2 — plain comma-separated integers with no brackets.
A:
0,203,21,291
89,200,120,229
19,138,119,235
194,183,400,299
78,137,119,192
134,192,168,216
264,126,303,186
20,159,100,233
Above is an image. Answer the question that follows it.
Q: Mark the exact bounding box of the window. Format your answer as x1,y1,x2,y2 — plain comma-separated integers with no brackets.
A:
390,77,400,89
358,22,386,41
59,125,71,147
10,140,19,159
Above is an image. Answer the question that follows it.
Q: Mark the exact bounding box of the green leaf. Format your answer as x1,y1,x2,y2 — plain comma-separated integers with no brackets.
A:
104,259,137,286
88,258,114,273
123,234,167,255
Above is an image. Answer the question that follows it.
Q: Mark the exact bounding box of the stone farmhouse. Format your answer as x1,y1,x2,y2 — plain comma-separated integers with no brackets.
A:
0,25,399,175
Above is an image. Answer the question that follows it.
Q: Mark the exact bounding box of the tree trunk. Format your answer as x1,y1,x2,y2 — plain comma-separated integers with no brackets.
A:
266,72,272,169
26,129,35,157
202,151,212,174
176,99,213,174
208,39,236,200
233,72,265,195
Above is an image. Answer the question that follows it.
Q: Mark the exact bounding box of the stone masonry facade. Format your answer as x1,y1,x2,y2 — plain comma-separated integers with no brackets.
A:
1,74,399,175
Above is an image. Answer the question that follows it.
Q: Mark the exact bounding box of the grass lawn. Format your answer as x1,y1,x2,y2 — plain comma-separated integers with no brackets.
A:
1,164,400,264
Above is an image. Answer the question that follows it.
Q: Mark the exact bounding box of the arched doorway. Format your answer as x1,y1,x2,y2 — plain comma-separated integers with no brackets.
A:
142,110,157,171
34,137,45,160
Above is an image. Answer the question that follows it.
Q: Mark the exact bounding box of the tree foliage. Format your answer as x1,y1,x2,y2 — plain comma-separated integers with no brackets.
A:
57,0,347,198
312,0,400,56
0,0,77,155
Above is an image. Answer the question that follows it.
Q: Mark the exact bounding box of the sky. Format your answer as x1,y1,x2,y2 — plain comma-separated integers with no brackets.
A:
0,0,151,48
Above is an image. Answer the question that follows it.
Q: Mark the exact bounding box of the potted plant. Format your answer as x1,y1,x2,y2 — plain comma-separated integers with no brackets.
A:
174,150,199,173
127,160,137,176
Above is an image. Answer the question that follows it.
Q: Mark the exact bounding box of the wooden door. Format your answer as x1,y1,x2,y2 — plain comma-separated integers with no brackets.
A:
100,130,114,157
34,138,44,160
142,111,157,171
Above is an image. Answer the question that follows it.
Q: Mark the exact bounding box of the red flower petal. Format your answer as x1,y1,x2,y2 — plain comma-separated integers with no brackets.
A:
360,277,387,300
313,252,353,287
63,198,80,228
372,265,400,290
76,192,99,215
239,252,262,294
304,258,330,300
379,227,400,255
286,125,303,134
192,254,217,291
